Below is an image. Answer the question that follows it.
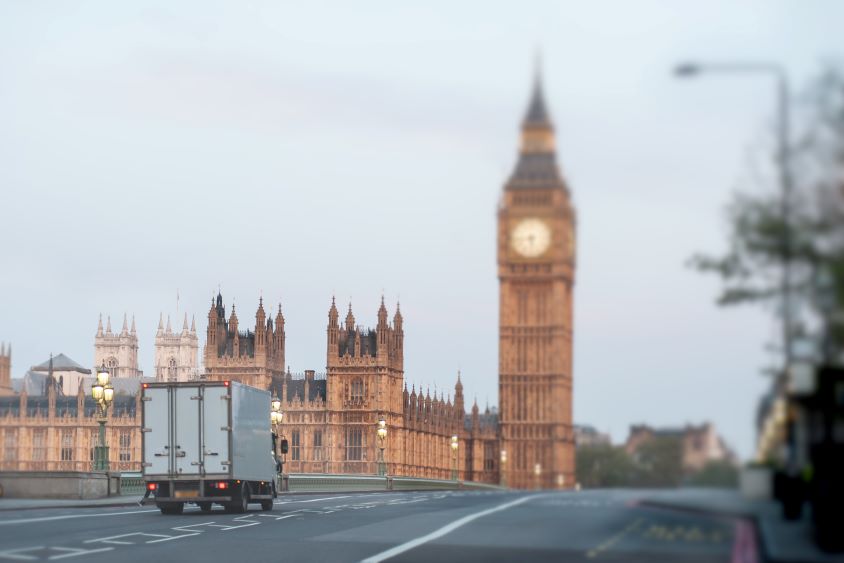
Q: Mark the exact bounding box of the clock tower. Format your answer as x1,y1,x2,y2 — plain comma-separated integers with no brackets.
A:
498,73,576,489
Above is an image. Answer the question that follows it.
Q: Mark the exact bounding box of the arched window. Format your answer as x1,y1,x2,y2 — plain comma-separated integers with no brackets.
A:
350,378,364,402
168,358,177,381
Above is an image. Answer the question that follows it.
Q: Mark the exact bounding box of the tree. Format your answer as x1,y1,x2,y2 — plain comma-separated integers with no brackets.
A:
632,436,684,487
575,444,638,488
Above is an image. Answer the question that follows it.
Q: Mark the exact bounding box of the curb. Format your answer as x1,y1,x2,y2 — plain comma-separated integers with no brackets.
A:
0,498,144,512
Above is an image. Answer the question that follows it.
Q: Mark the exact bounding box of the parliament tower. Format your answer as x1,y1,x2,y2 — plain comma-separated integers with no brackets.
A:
498,73,576,489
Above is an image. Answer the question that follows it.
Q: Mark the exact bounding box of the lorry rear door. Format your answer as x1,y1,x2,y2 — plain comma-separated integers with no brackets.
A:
202,385,230,475
173,386,201,475
143,386,171,475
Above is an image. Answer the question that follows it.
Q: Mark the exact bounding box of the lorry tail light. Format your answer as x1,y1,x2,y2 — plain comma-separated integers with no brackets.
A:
147,483,157,491
217,481,227,489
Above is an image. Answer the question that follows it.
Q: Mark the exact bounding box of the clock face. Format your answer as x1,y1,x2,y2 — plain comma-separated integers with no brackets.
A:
511,218,551,258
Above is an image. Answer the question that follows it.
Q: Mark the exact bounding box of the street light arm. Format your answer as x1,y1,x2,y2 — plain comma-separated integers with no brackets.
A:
674,61,786,80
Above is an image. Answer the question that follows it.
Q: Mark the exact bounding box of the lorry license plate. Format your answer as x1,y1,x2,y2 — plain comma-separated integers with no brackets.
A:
174,490,198,498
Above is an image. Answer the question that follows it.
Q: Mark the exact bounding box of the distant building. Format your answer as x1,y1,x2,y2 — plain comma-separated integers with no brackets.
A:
94,314,141,378
624,423,736,472
24,353,91,396
574,425,611,448
0,343,12,396
154,313,199,382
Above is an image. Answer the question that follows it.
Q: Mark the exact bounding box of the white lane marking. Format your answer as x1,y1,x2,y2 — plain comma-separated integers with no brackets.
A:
85,532,174,545
361,495,542,563
258,514,297,521
47,547,114,560
275,495,355,505
0,547,44,561
0,509,158,526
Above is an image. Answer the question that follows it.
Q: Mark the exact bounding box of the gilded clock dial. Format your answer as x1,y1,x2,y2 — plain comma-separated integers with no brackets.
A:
511,218,551,258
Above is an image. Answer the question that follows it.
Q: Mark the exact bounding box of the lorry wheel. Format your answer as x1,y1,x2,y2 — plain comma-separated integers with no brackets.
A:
261,499,273,511
198,502,213,513
159,502,184,515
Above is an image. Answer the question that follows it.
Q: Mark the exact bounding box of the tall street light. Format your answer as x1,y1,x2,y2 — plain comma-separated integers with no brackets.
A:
450,435,459,481
674,61,794,369
376,417,388,476
91,362,114,472
674,61,800,472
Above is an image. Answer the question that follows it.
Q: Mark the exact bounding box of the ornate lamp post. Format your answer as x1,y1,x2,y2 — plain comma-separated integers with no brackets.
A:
500,449,508,488
450,434,459,481
271,393,284,482
91,362,114,471
376,417,388,476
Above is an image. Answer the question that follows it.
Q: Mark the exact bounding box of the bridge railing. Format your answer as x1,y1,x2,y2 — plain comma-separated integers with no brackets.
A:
285,473,503,493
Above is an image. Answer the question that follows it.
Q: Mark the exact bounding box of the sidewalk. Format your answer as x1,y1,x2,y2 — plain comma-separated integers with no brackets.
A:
638,488,843,563
0,494,144,512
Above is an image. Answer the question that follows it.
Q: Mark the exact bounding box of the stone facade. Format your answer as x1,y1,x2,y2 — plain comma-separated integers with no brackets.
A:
0,383,141,472
94,314,141,378
498,74,576,489
154,313,199,382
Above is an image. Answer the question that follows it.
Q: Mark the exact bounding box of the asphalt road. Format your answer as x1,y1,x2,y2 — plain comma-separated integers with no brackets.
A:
0,490,747,562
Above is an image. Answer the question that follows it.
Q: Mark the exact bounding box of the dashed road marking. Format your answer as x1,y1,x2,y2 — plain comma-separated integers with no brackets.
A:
586,518,643,559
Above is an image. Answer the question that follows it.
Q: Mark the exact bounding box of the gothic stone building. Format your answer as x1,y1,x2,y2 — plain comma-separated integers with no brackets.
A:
204,294,285,390
94,314,141,378
0,380,141,473
154,313,200,382
204,295,500,482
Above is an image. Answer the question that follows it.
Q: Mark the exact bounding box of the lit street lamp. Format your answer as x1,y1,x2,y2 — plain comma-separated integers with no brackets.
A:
500,449,508,488
534,463,542,490
376,417,388,476
450,435,459,481
91,362,114,471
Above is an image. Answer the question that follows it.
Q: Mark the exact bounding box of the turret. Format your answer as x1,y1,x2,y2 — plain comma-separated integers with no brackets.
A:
345,303,355,332
454,370,465,420
97,314,104,337
229,305,239,356
327,297,339,358
255,298,267,350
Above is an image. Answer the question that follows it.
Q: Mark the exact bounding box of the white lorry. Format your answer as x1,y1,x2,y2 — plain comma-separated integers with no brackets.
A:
142,380,278,514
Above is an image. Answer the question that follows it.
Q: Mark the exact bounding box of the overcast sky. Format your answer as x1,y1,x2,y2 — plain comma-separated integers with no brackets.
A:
1,1,841,458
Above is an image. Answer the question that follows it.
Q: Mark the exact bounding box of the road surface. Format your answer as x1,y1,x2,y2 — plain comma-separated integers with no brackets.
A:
0,489,750,562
